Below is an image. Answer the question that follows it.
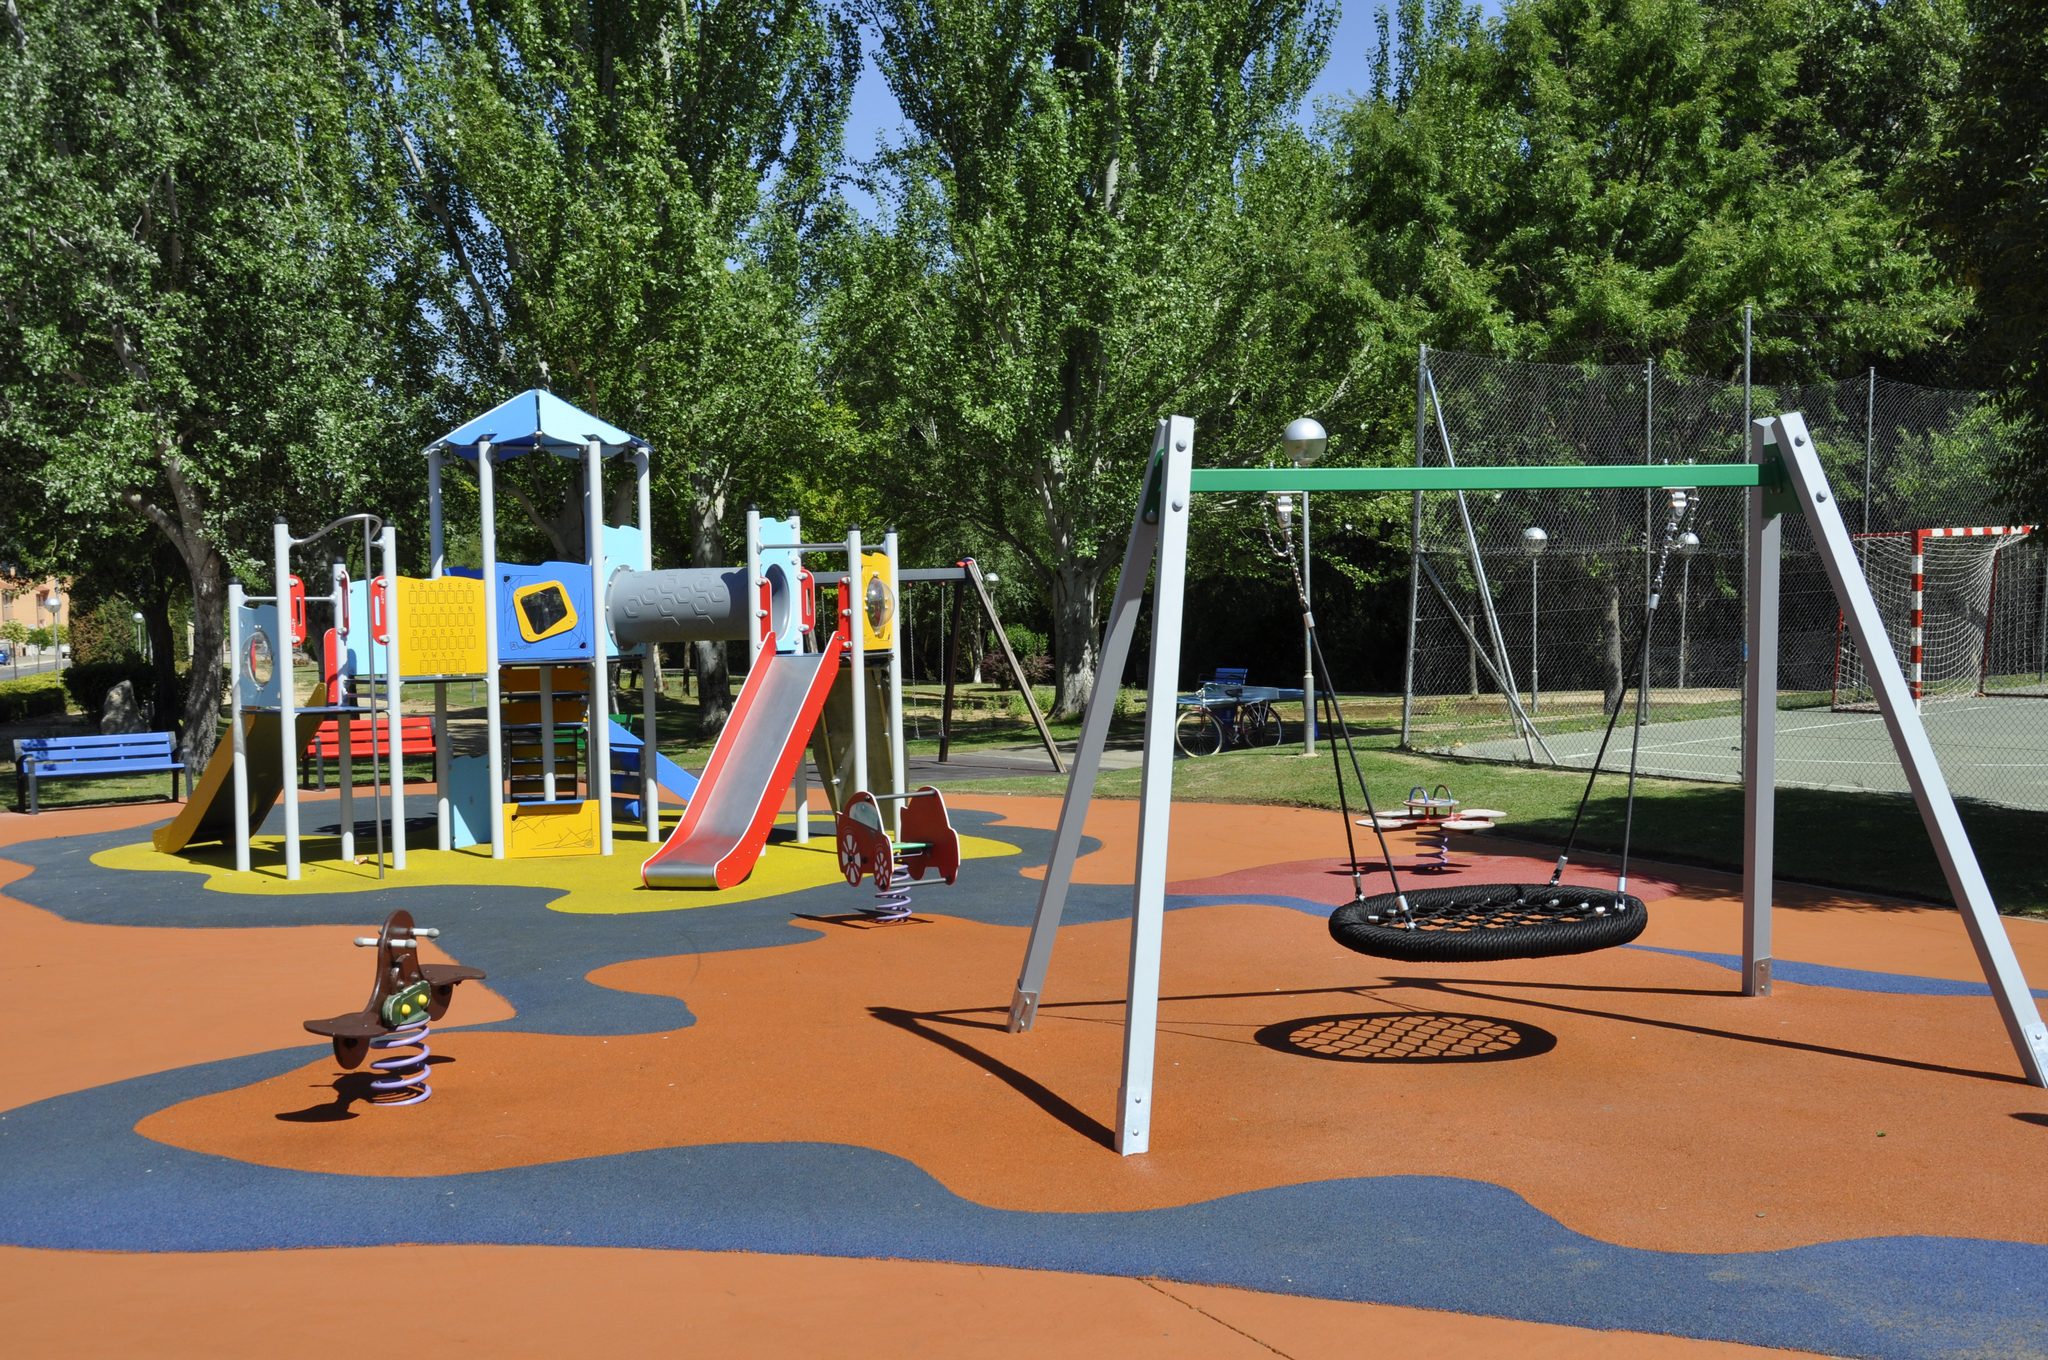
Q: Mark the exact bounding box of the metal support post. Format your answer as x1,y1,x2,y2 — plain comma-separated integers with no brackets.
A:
1741,418,1782,996
229,583,251,874
479,442,504,858
885,529,907,836
586,438,611,854
1009,422,1174,1034
1772,412,2048,1085
1301,489,1316,754
274,519,301,881
637,447,658,842
380,523,405,870
849,528,867,798
1401,345,1426,747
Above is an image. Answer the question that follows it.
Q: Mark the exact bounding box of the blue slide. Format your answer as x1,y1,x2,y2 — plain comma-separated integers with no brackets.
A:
607,720,699,823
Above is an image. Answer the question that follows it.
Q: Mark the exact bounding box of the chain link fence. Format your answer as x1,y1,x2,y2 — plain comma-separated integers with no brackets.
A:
1401,333,2048,811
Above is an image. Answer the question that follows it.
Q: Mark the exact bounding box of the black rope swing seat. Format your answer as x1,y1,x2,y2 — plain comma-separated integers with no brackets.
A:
1277,487,1699,966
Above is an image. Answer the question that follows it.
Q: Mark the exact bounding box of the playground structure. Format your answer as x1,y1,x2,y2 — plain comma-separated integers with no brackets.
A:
1005,410,2048,1156
153,388,935,888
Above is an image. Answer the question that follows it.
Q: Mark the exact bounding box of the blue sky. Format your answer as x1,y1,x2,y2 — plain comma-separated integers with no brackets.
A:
839,3,1501,188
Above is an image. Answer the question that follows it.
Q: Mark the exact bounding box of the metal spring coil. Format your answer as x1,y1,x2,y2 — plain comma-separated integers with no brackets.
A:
369,1018,432,1105
865,872,914,923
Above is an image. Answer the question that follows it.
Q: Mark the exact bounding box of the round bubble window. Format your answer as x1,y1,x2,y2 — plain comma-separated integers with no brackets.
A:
864,574,894,637
245,629,275,690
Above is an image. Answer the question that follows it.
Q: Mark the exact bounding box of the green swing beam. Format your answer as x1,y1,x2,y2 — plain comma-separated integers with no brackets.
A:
1189,462,1774,495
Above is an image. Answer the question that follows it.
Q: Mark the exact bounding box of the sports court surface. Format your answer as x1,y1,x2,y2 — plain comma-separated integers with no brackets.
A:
3,787,2046,1357
1464,696,2048,808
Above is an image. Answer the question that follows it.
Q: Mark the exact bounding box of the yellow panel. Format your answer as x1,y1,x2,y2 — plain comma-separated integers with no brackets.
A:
858,550,896,650
396,576,486,677
502,800,602,858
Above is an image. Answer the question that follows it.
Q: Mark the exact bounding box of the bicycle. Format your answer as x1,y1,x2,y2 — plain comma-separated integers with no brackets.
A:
1174,682,1285,757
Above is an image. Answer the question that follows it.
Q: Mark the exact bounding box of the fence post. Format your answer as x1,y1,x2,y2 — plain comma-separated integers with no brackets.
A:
1400,344,1427,747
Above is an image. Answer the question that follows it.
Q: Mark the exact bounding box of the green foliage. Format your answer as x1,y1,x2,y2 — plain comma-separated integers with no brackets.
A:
1925,0,2048,517
1337,0,1968,370
827,0,1365,714
0,670,67,724
25,625,51,649
69,595,141,665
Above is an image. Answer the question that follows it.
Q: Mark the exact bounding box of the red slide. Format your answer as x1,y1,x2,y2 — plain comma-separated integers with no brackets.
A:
641,630,846,889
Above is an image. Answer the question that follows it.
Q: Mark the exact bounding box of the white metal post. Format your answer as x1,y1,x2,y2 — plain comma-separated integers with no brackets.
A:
1301,491,1315,754
791,513,810,844
274,520,301,881
587,438,611,854
885,528,906,835
428,449,445,577
381,524,405,870
1772,411,2048,1085
637,446,658,842
1741,418,1781,996
479,441,504,858
539,668,557,801
849,528,867,797
334,563,355,865
228,583,251,874
1010,421,1172,1031
745,508,764,666
1115,415,1196,1157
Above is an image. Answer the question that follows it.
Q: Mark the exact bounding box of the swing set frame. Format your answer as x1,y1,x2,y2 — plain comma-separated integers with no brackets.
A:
1006,411,2048,1157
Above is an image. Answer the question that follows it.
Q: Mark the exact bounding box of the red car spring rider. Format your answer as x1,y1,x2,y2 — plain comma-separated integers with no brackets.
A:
835,786,962,921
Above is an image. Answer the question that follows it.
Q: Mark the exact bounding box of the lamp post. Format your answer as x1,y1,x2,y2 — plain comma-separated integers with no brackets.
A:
43,592,62,671
1281,416,1328,754
1522,526,1548,713
1675,530,1701,690
132,610,147,660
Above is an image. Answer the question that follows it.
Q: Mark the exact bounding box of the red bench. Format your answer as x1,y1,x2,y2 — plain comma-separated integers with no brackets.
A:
301,716,437,790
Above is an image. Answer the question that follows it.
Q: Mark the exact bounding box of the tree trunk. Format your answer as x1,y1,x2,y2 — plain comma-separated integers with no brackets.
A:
182,547,228,768
1048,557,1103,719
143,590,178,732
688,474,731,732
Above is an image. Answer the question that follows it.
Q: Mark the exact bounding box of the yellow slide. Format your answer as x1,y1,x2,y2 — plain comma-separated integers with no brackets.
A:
153,711,327,853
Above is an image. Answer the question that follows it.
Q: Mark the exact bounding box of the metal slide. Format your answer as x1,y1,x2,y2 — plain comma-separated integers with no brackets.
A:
641,630,847,889
152,711,327,853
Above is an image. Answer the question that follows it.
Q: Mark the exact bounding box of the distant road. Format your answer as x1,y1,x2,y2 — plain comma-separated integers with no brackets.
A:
0,653,66,680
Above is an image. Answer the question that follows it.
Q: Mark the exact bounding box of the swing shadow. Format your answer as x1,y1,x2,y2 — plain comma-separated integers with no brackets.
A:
871,967,2025,1144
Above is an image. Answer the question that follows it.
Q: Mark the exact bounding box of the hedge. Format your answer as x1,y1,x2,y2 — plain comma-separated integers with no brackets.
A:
60,661,157,719
0,672,69,724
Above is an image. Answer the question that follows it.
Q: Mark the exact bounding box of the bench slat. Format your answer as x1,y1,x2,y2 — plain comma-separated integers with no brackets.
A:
22,757,184,776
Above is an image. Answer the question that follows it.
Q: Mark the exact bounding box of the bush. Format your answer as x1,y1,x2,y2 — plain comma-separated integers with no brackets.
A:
0,672,68,724
990,625,1053,686
61,661,156,719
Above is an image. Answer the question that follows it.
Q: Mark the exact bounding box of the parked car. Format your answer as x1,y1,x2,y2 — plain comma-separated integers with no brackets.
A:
0,647,11,664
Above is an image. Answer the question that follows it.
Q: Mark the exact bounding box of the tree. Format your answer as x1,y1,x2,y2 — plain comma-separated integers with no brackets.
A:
0,0,401,765
356,0,858,728
827,0,1351,715
1925,0,2048,517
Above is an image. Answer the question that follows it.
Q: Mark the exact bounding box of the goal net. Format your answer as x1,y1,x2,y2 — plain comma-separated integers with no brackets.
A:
1832,527,2034,711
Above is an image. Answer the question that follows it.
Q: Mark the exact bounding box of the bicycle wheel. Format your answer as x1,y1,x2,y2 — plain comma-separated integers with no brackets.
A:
1244,702,1284,747
1175,706,1225,758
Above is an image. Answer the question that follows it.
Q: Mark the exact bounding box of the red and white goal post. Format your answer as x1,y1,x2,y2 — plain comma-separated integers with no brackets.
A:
1831,525,2038,712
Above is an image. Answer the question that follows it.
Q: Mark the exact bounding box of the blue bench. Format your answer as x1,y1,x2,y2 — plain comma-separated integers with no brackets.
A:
14,732,185,814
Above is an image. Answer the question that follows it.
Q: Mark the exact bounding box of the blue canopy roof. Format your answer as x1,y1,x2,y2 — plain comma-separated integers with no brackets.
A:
428,389,646,460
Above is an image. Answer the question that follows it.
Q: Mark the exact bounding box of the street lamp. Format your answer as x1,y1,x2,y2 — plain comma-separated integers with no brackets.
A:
42,592,62,670
1675,530,1701,690
132,610,146,660
1522,526,1548,713
1281,417,1328,754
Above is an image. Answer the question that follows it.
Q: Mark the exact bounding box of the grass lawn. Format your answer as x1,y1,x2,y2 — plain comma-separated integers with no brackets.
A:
7,679,2042,919
966,731,2048,918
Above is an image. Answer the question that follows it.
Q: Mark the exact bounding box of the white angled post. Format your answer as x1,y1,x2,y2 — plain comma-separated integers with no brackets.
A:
1771,411,2048,1086
1116,414,1196,1156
